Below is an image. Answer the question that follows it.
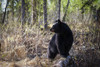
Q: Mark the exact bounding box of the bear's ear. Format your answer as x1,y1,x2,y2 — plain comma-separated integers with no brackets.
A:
55,19,61,23
58,19,61,23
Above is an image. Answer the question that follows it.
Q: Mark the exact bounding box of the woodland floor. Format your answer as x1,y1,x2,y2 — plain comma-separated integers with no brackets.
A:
0,21,100,67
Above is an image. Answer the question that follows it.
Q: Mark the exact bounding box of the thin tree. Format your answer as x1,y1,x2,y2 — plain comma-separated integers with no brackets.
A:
30,0,37,25
33,0,37,24
21,0,25,25
58,0,61,19
31,0,33,24
11,0,14,22
2,0,9,23
81,0,84,19
43,0,47,29
62,0,70,22
21,0,25,39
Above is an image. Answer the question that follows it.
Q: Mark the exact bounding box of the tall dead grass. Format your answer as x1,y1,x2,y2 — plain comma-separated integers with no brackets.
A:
0,20,100,67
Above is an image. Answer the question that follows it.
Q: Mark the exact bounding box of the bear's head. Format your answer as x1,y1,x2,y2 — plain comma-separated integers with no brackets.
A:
50,19,67,33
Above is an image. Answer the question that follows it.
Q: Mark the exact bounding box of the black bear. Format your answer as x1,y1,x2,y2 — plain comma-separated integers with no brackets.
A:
47,19,73,59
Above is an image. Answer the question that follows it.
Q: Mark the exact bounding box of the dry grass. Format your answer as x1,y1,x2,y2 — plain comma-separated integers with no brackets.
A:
0,20,100,67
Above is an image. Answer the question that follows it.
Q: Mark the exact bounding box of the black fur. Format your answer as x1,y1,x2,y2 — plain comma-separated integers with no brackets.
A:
48,19,73,59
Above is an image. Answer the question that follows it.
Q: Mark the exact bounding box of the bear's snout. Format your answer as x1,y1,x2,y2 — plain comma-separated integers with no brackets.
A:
50,28,55,32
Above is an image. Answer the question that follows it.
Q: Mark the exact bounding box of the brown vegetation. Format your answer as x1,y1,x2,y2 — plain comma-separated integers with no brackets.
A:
0,20,100,67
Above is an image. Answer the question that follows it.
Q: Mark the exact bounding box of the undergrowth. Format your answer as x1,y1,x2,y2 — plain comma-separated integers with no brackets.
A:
0,21,100,67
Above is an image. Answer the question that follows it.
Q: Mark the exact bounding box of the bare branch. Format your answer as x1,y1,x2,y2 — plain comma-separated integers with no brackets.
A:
62,0,70,22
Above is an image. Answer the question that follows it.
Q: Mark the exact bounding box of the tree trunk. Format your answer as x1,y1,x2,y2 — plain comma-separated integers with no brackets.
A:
43,0,47,29
97,8,100,24
58,0,61,19
31,0,33,24
7,11,9,23
21,0,25,25
81,0,84,20
2,0,9,24
62,0,70,22
21,0,26,40
33,0,37,24
11,0,14,22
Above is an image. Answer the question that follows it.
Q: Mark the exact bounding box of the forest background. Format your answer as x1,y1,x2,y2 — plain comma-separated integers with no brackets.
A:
0,0,100,67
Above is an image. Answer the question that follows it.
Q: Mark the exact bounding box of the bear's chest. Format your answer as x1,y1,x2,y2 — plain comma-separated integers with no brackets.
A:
55,34,66,45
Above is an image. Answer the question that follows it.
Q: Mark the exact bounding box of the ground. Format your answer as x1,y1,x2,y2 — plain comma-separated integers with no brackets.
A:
0,21,100,67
